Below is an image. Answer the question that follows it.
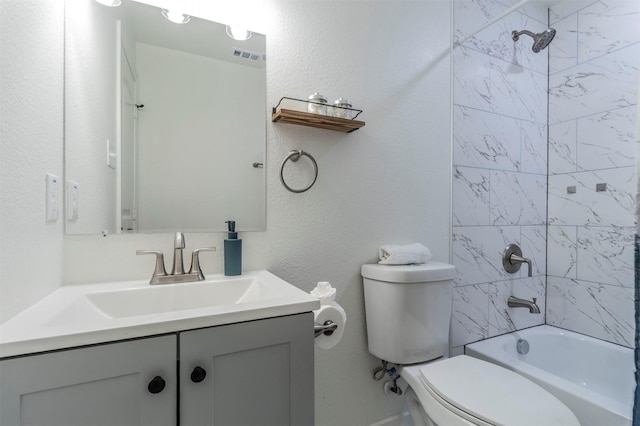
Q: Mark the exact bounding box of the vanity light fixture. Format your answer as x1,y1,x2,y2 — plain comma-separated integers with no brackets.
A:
226,25,252,41
95,0,121,6
161,9,191,24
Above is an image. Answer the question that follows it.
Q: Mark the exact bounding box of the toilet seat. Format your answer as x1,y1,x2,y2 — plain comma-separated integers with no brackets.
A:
401,355,580,426
404,385,487,426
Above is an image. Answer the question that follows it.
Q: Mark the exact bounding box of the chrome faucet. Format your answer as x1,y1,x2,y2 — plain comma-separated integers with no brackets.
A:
137,232,216,285
507,296,541,314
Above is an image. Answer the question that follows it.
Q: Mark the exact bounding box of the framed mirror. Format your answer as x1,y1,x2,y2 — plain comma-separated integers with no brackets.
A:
64,0,266,235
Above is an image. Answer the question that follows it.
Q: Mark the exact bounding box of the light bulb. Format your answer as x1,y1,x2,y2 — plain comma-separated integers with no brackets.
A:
226,25,252,41
161,9,191,24
95,0,121,6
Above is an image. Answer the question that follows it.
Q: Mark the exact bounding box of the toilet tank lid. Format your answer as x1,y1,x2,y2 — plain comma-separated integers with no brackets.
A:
361,262,456,283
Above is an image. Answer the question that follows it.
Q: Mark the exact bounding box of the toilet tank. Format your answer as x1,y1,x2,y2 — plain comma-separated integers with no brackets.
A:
361,262,455,365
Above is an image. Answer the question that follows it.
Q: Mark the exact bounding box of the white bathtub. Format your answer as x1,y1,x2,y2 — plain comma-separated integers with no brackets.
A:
465,325,634,426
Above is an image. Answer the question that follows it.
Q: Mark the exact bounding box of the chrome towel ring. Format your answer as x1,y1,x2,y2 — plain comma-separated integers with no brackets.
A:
280,149,318,193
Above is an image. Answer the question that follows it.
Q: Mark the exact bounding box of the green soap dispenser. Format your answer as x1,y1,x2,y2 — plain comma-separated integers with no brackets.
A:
224,220,242,276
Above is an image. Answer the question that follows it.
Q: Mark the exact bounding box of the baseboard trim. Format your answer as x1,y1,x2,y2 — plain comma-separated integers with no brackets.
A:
367,411,412,426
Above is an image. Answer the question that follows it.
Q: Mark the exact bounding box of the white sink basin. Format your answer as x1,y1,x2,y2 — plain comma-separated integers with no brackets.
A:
0,271,320,358
87,277,281,318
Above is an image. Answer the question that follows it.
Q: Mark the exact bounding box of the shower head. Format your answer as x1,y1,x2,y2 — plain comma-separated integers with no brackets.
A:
511,28,556,53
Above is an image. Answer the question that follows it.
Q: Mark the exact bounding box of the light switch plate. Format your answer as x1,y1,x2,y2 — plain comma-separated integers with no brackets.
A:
67,180,79,221
107,138,117,169
45,173,59,222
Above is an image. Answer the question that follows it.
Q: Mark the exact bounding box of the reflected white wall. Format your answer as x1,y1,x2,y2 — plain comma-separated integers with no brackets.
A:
65,0,119,234
135,43,265,232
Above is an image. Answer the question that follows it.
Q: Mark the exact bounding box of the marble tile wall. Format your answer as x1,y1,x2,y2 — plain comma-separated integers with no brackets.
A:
452,0,638,351
451,0,549,350
547,0,639,348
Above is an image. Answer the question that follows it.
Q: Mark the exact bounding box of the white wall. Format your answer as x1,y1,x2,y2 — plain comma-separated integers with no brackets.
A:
2,0,451,424
266,3,451,423
0,0,65,322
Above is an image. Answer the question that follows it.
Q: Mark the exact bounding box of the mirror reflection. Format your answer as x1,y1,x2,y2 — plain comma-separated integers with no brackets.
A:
65,0,266,235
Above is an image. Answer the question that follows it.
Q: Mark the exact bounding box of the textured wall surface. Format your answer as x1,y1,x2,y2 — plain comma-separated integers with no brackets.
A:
547,0,639,348
0,0,65,322
450,0,549,351
265,2,451,423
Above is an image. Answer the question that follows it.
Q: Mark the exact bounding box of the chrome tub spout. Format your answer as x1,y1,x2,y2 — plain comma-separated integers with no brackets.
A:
508,296,541,314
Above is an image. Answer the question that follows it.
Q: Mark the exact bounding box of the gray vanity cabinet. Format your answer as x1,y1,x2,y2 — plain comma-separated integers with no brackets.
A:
0,335,177,426
180,313,315,426
0,313,314,426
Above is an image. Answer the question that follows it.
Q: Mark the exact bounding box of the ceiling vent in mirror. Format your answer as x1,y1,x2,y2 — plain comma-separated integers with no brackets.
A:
232,48,266,62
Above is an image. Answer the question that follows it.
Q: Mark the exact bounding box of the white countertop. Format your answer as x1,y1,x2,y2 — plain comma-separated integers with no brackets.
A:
0,271,320,358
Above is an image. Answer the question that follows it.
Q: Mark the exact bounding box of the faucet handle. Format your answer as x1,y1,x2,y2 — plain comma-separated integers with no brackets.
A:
189,247,217,281
171,232,187,275
502,244,533,277
509,253,533,277
174,232,185,249
136,250,168,283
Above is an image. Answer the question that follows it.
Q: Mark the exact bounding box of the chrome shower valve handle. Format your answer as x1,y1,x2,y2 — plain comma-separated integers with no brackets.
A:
509,253,532,277
502,244,532,277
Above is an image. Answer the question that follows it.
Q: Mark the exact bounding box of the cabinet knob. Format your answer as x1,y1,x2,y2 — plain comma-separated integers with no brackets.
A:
190,366,207,383
148,376,166,394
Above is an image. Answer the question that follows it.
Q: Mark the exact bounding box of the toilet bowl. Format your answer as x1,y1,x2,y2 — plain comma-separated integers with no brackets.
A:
361,262,579,426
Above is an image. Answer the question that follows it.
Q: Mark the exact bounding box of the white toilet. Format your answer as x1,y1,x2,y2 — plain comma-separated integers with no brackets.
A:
361,262,580,426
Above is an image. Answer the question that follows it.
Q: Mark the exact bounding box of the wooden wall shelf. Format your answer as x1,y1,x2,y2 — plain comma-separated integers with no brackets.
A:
271,97,365,133
272,109,365,133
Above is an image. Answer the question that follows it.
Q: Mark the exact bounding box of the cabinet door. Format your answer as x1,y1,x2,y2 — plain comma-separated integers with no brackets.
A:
0,335,177,426
180,313,314,426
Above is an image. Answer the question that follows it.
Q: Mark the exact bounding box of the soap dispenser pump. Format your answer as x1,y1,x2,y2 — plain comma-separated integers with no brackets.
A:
224,220,242,276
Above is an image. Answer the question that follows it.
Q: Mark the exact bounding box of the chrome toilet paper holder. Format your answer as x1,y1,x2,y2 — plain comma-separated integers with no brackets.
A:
314,320,338,338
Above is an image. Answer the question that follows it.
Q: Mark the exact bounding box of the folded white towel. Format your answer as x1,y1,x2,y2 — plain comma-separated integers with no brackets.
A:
378,243,432,265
